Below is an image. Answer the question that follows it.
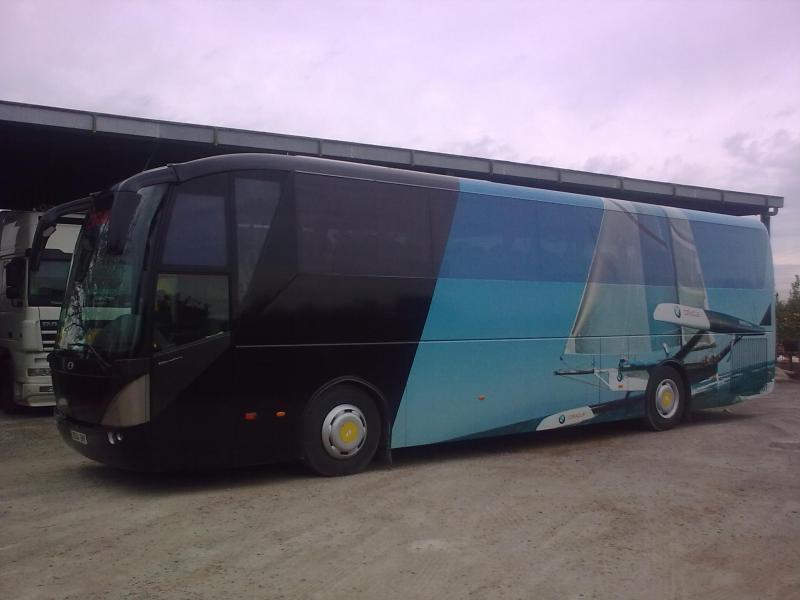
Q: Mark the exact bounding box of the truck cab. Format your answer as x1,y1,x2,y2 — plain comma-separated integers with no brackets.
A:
0,211,80,412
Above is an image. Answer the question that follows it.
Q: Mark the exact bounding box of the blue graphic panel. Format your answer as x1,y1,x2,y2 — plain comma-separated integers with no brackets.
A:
391,178,776,449
420,280,586,341
392,178,604,447
393,336,597,448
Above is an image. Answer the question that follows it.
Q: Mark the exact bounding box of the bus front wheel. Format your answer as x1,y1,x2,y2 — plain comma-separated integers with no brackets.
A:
643,365,685,431
302,385,381,476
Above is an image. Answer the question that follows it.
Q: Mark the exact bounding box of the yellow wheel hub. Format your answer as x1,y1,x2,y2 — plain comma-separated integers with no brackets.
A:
339,421,358,443
655,379,680,419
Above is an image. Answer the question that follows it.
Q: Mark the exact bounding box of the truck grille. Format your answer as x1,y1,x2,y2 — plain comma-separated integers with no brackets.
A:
41,323,58,351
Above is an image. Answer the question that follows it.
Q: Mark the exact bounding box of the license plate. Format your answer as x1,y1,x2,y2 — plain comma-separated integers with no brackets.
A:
70,430,88,445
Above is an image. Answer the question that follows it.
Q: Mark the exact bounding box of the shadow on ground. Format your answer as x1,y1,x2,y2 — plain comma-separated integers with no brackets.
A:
391,407,754,469
64,407,753,494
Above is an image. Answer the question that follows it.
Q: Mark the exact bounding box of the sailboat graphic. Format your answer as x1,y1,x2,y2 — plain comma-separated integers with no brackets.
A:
554,198,764,400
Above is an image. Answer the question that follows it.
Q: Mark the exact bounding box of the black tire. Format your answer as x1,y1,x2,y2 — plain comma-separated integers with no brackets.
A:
1,358,21,414
643,365,685,431
302,384,381,477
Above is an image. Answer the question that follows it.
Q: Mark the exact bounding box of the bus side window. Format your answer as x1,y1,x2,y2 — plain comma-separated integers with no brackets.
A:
155,174,231,351
691,221,767,289
295,174,433,277
153,274,230,350
234,173,281,301
161,174,228,267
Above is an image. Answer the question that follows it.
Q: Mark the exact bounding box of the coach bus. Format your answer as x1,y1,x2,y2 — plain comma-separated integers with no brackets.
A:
32,154,775,475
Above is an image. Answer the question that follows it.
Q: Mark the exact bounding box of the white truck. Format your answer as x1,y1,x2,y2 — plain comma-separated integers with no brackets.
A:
1,211,80,412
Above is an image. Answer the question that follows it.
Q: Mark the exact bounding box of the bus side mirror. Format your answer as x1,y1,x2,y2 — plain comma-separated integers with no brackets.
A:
5,286,20,300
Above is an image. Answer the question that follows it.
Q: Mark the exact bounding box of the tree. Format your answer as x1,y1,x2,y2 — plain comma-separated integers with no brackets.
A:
777,275,800,352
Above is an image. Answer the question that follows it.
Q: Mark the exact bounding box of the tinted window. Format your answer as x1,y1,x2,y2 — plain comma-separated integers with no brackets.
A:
296,174,433,277
638,214,676,286
439,194,601,282
691,221,767,289
162,174,228,267
439,194,538,280
235,173,281,300
153,274,229,350
538,202,602,282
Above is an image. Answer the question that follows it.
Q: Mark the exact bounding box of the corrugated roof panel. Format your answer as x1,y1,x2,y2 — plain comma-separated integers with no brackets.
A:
0,100,784,216
413,151,491,173
491,161,560,182
321,140,411,165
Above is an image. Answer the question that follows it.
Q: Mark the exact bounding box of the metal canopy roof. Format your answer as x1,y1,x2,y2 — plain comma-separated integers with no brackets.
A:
0,99,784,217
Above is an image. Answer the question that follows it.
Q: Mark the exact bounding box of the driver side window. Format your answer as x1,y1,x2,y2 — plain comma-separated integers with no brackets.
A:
154,174,231,351
153,274,229,350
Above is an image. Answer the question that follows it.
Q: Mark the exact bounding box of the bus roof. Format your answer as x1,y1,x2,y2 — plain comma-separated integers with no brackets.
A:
127,153,766,231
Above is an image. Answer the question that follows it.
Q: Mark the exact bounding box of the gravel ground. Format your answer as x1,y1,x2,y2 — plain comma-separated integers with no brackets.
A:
1,378,799,599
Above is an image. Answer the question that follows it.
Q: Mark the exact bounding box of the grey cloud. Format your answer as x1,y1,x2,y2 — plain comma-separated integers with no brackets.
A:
724,129,800,170
772,107,797,119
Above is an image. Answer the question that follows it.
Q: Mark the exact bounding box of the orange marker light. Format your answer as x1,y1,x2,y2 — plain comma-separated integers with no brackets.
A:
244,412,258,421
478,395,486,401
275,411,286,418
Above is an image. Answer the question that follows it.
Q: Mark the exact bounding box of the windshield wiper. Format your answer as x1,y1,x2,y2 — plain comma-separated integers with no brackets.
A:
68,342,112,371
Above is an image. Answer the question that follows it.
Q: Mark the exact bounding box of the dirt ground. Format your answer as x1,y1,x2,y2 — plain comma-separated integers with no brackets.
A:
1,378,798,600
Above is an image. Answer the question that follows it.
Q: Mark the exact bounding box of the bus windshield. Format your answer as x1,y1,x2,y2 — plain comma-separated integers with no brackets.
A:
56,184,167,360
28,257,71,306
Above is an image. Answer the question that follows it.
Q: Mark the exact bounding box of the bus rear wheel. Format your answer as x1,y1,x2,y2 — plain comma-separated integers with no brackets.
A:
302,385,381,477
643,365,685,431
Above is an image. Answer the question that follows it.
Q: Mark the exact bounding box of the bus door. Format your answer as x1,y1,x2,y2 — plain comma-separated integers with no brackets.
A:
148,174,237,466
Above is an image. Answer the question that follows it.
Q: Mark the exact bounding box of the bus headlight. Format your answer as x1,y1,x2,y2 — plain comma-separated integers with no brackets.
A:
100,375,150,427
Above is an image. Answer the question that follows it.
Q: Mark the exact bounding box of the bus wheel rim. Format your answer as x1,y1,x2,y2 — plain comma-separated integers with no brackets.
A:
321,404,367,459
655,379,680,419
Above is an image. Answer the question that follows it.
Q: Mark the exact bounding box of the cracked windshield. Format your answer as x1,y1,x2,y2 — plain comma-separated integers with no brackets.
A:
56,185,166,360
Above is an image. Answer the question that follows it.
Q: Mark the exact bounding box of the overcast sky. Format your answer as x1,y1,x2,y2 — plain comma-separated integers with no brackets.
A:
2,0,798,295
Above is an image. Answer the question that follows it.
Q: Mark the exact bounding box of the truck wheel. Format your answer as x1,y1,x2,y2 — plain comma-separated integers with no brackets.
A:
643,365,685,431
1,359,20,414
302,385,381,477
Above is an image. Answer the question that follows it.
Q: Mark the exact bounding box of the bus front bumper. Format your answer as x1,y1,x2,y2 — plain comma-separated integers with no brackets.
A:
55,411,156,470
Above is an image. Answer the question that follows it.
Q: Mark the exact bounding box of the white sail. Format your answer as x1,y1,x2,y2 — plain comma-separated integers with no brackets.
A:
663,206,713,347
565,200,711,357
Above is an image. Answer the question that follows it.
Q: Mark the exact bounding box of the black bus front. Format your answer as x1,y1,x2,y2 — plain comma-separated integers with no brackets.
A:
47,178,169,468
43,163,294,470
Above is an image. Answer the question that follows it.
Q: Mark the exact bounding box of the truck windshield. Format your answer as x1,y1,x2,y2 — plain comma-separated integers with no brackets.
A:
56,184,167,360
28,257,71,306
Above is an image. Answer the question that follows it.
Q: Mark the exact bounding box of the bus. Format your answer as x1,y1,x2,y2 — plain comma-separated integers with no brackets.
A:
1,210,80,412
32,154,775,475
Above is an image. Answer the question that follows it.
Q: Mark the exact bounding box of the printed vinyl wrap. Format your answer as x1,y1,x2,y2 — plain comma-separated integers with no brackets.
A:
391,178,774,448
